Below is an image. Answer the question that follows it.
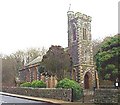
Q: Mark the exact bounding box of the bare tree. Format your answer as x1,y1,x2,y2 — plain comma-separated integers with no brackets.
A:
2,47,47,86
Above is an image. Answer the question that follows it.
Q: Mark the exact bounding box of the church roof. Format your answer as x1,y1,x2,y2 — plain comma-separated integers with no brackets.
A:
64,47,69,52
25,56,43,66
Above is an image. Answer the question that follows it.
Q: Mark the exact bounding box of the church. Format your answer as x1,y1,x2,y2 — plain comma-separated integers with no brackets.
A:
19,11,99,89
67,11,99,89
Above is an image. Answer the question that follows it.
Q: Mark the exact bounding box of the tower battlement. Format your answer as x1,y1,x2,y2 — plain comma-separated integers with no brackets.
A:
67,11,92,22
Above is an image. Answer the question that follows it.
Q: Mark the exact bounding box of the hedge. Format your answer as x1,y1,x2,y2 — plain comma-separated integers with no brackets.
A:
20,80,46,88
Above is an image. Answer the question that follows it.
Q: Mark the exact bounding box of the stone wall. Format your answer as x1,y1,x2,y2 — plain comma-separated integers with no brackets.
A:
118,89,120,103
2,87,72,101
94,88,120,104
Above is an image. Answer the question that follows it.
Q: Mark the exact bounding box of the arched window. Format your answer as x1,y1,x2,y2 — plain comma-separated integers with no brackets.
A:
72,23,76,41
72,69,76,81
84,50,87,62
83,28,87,40
84,49,90,63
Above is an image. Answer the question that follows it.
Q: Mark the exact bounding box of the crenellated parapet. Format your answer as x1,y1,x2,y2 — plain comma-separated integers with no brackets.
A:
67,11,92,22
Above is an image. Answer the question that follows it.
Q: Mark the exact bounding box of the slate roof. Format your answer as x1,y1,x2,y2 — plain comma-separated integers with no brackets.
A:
25,56,43,66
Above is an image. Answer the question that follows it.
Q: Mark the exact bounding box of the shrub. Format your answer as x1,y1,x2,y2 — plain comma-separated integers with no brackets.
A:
31,80,46,88
31,80,37,88
34,81,46,88
20,80,46,88
20,82,31,87
56,78,83,100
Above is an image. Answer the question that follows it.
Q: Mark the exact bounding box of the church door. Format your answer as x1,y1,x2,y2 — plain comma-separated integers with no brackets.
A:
84,72,92,89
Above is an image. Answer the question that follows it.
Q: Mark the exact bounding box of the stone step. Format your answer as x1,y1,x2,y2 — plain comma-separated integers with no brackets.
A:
78,95,94,103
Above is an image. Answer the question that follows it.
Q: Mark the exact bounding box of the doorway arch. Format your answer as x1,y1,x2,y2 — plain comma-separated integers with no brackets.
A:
84,72,92,89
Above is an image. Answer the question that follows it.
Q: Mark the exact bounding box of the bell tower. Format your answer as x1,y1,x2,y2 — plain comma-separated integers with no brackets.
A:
67,11,96,89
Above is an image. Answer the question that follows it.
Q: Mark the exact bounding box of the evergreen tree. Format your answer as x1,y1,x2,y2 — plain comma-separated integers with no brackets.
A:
95,34,120,81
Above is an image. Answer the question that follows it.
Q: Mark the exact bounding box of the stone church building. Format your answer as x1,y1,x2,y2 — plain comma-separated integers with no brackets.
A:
19,11,99,89
67,11,99,89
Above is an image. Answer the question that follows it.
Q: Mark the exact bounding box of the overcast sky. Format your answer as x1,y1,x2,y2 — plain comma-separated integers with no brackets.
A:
0,0,119,55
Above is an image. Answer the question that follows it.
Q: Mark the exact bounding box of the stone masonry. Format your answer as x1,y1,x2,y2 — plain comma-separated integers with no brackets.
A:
67,11,98,89
2,87,73,102
94,88,120,104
